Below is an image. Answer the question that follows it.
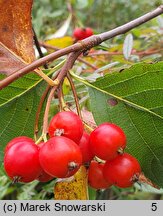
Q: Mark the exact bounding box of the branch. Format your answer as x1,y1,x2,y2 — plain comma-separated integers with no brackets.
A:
34,69,60,140
67,72,82,118
42,85,57,140
78,57,98,70
42,51,82,136
0,5,163,90
40,42,98,69
34,84,50,140
87,49,163,57
99,5,163,41
56,51,82,83
57,81,66,111
33,28,48,69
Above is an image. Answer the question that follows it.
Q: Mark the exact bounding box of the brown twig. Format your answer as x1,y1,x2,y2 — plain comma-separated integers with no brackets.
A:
34,84,51,140
57,81,67,111
39,42,59,51
56,51,82,83
78,57,98,70
57,83,64,111
34,69,61,140
87,49,163,57
67,1,76,29
1,6,163,89
40,42,97,69
0,38,99,90
42,86,57,140
67,72,82,118
33,28,48,69
42,51,82,137
42,42,163,58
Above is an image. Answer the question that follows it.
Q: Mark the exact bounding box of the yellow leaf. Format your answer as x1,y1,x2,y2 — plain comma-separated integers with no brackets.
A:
46,37,73,49
54,166,88,200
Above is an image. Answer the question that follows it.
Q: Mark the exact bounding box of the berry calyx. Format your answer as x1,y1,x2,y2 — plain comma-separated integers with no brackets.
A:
103,153,141,188
88,161,112,189
48,111,83,143
90,123,126,160
4,139,41,183
39,136,82,178
73,27,93,40
78,132,95,163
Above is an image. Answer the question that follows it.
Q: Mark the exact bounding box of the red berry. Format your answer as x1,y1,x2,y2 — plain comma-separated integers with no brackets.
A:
103,153,141,188
4,139,41,183
38,142,45,148
90,123,126,160
37,142,54,182
73,27,93,40
48,111,83,143
37,169,54,182
85,27,94,38
78,132,94,163
73,28,82,40
39,136,82,178
88,161,112,189
4,136,34,153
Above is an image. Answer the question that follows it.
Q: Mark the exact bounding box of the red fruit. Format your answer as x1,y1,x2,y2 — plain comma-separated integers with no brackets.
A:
38,142,45,148
88,161,112,189
78,132,94,163
4,136,34,153
85,27,94,37
48,111,83,143
39,136,82,178
4,140,41,183
90,123,126,160
37,142,54,182
103,153,141,188
73,27,93,40
37,170,54,182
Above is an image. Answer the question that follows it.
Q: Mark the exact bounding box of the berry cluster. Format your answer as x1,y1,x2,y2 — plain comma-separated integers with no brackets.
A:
4,112,86,183
73,27,93,40
4,111,141,190
88,123,141,189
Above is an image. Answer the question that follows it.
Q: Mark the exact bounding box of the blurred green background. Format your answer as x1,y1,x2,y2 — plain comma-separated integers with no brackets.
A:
32,0,162,37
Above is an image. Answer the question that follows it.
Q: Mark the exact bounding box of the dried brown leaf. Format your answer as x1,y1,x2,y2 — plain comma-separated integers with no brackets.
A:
139,173,160,189
0,0,35,76
0,43,26,75
81,109,97,129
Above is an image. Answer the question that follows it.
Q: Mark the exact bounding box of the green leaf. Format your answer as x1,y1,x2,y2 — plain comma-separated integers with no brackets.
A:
0,62,64,161
0,80,46,157
88,62,163,187
88,186,96,200
0,61,64,107
0,72,44,107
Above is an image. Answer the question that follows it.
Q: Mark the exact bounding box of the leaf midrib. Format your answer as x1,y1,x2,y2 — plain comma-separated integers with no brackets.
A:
72,73,163,121
0,76,44,108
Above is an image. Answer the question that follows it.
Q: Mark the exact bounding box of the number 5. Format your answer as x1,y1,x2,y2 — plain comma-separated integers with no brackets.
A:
151,203,157,211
